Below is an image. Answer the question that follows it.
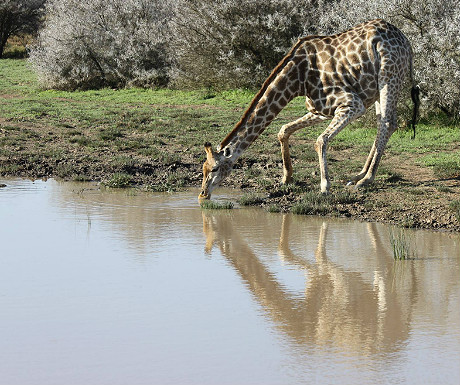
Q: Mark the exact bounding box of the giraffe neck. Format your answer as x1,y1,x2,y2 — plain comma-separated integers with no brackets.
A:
218,43,305,163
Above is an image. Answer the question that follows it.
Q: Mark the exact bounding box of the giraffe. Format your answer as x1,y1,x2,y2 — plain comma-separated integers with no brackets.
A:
199,19,419,200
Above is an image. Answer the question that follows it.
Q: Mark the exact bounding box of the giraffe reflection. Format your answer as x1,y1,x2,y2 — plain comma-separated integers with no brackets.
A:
203,212,413,354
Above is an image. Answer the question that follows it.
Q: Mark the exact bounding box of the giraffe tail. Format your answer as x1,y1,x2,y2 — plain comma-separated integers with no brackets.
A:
410,85,420,139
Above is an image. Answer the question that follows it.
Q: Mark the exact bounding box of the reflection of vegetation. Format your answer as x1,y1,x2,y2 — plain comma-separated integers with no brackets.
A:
388,226,416,260
200,200,234,210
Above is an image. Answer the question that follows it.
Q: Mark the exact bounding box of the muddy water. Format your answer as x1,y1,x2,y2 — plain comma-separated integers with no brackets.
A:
0,179,459,385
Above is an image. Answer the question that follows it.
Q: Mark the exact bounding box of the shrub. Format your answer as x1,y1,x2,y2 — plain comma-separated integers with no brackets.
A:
170,0,330,89
0,0,45,58
29,0,173,89
26,0,460,122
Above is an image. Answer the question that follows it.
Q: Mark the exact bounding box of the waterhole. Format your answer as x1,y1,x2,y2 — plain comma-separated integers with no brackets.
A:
0,179,459,385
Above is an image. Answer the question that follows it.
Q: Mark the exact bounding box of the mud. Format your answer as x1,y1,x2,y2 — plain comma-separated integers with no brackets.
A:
0,119,459,232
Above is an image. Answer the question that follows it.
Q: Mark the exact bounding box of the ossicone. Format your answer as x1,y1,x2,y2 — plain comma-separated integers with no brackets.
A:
204,141,216,162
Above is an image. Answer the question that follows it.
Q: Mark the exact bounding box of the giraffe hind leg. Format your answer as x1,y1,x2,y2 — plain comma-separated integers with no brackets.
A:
347,101,380,185
355,88,399,189
316,98,365,193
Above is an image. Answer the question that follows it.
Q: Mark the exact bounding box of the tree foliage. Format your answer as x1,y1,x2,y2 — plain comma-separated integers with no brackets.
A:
0,0,45,58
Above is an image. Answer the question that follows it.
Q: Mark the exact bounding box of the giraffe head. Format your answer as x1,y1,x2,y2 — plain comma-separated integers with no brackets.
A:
199,142,233,200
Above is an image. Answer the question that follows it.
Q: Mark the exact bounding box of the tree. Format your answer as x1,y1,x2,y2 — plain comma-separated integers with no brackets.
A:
0,0,45,58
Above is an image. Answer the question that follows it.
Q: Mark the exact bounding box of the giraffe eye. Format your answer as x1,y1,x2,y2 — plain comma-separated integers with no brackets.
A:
211,166,220,172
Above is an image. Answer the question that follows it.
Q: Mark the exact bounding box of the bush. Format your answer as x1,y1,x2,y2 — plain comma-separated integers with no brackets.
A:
170,0,330,89
0,0,45,58
27,0,460,121
29,0,173,89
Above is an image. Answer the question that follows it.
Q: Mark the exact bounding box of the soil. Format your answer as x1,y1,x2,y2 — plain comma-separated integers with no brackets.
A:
1,117,459,232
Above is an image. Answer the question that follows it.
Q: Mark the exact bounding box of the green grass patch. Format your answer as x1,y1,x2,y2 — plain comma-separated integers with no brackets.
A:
99,127,124,141
238,193,265,206
200,200,234,210
420,152,460,179
291,190,356,216
388,226,417,260
449,200,460,222
103,173,132,188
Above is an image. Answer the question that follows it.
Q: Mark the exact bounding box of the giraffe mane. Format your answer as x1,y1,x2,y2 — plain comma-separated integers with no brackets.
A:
218,38,310,151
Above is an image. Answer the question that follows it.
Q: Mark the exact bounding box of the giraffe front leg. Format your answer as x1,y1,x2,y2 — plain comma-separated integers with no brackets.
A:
315,136,331,194
279,135,293,184
277,112,326,184
278,124,295,184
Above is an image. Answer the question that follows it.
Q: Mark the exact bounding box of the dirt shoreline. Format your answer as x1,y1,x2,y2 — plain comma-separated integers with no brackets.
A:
1,149,459,232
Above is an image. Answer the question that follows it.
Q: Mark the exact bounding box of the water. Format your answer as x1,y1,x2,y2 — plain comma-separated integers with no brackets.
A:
0,179,459,385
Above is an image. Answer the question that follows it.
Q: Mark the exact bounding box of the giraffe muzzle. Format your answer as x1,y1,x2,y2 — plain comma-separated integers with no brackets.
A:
198,190,211,200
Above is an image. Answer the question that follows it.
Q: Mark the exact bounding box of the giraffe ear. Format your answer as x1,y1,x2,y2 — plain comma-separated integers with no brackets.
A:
204,142,216,162
223,147,232,158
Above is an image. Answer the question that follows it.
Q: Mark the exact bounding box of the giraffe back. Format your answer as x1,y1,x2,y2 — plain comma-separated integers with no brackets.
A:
297,19,412,117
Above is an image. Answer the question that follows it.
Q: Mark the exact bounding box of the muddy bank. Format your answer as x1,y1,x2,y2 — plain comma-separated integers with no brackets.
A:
1,145,459,232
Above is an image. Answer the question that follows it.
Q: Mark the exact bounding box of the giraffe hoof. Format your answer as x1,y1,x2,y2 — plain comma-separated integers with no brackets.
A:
355,179,372,189
346,181,354,186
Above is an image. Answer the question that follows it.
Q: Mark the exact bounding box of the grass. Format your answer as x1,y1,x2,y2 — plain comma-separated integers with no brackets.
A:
0,59,459,231
266,204,282,213
292,190,357,216
450,200,460,222
103,173,132,188
238,193,265,206
421,152,460,179
200,200,234,210
388,226,417,260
